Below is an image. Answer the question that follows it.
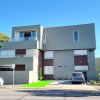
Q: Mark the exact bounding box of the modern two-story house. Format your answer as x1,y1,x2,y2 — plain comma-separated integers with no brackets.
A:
0,23,98,84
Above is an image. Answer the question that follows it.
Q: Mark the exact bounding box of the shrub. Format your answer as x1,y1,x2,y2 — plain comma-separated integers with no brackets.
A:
39,67,43,81
0,43,2,48
90,80,96,84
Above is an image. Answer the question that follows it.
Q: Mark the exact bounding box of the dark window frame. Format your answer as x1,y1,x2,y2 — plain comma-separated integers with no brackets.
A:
15,64,25,71
73,30,79,42
15,49,26,55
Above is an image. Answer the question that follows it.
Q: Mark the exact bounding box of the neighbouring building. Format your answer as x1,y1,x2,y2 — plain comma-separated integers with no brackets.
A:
0,23,98,84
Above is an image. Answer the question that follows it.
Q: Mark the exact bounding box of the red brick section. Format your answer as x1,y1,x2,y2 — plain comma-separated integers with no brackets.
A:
38,50,54,80
38,50,44,80
15,64,25,71
43,75,53,80
43,59,53,79
15,49,26,55
74,55,88,65
43,59,53,66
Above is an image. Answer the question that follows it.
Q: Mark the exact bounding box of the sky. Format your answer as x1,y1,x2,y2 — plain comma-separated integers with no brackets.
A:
0,0,100,57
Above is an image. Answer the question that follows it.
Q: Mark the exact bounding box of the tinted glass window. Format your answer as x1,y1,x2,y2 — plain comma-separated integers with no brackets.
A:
74,31,79,42
20,32,24,38
73,73,82,76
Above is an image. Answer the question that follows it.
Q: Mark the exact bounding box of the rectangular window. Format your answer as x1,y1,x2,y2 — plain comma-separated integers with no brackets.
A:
0,68,13,71
15,64,25,71
73,30,79,42
43,33,46,44
20,32,24,38
15,49,26,55
44,51,53,59
74,50,87,55
75,66,88,71
74,56,88,65
44,66,53,75
0,50,15,58
14,31,19,38
31,31,37,40
31,31,36,37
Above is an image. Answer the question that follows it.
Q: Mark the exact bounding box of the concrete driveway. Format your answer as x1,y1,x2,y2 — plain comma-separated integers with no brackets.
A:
45,80,99,91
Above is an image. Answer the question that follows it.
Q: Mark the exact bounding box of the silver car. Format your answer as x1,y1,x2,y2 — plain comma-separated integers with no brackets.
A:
72,72,85,84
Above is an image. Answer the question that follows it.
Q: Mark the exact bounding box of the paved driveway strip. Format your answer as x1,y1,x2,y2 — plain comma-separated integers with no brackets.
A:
45,84,97,91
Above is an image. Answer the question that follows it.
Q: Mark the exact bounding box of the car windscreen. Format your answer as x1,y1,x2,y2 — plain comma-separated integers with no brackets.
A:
73,73,82,76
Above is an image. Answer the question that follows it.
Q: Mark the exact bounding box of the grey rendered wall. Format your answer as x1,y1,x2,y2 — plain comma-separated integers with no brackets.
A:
87,50,98,80
0,71,29,84
39,25,44,49
12,25,43,50
0,57,33,71
53,50,74,79
0,40,38,50
44,23,96,50
30,56,39,82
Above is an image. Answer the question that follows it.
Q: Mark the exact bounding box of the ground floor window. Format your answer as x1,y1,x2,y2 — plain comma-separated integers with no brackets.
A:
44,51,53,59
44,66,53,75
75,65,88,71
0,64,25,71
0,68,13,71
15,64,25,71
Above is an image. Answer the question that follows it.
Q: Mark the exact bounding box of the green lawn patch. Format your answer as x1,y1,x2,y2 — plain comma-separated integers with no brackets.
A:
22,80,52,87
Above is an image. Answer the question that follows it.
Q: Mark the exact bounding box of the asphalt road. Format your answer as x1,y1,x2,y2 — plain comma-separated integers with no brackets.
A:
0,88,100,100
0,80,100,100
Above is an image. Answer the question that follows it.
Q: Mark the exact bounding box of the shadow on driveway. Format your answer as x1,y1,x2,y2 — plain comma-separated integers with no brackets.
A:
17,89,100,97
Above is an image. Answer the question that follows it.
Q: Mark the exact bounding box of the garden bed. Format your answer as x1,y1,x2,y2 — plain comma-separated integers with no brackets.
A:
90,80,100,85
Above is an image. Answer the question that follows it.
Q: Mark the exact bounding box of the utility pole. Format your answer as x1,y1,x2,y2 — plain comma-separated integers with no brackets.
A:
12,64,15,87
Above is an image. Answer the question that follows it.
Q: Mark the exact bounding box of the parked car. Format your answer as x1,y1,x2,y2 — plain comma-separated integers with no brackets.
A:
71,72,85,84
0,77,4,86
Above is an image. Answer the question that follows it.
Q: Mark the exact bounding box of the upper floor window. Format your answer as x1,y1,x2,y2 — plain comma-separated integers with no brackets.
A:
19,31,37,40
43,33,46,44
31,31,37,40
13,31,37,41
20,32,24,38
44,51,53,59
73,30,79,42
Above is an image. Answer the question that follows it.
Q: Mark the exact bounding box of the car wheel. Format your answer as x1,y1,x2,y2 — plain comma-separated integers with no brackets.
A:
72,82,75,84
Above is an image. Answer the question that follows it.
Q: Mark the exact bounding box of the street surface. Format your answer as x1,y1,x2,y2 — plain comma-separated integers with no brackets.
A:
0,80,100,100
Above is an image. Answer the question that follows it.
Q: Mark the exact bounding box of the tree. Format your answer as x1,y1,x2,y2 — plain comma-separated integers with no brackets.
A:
0,32,10,48
0,32,10,42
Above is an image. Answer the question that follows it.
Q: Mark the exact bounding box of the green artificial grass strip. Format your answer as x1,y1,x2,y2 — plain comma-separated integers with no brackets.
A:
22,80,52,87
